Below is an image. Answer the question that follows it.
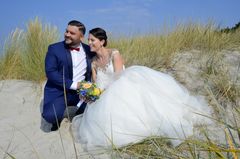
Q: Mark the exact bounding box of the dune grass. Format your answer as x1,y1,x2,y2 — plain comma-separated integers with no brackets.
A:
0,17,59,82
109,22,240,71
108,23,240,158
0,18,240,158
0,19,239,81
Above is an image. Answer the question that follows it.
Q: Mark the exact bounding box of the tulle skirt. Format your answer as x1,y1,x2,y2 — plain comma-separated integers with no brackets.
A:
72,66,210,151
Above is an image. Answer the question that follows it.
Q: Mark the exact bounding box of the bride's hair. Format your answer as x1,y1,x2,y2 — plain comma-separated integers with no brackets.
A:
89,28,108,47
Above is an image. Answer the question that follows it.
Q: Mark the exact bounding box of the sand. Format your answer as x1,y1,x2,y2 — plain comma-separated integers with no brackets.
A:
0,80,109,159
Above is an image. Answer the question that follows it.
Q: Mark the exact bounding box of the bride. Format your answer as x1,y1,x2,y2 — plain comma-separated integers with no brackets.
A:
72,27,211,151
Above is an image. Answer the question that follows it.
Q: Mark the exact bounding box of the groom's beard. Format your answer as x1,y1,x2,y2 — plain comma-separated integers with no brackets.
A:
64,37,81,47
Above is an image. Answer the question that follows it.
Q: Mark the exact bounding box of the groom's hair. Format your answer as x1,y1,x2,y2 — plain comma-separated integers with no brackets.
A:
68,20,86,35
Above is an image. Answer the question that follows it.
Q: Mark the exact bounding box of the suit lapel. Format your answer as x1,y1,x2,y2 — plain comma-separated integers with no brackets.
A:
65,45,73,79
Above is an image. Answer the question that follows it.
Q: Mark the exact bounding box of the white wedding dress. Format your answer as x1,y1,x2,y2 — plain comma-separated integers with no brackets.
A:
72,50,210,151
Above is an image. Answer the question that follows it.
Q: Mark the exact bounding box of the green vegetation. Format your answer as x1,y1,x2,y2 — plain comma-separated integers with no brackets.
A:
0,18,240,158
220,21,240,33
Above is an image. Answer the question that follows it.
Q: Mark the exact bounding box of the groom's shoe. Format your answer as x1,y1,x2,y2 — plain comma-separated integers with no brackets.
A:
51,120,62,131
51,123,59,131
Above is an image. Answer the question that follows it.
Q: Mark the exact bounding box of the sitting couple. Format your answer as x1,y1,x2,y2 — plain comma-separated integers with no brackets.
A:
42,20,211,151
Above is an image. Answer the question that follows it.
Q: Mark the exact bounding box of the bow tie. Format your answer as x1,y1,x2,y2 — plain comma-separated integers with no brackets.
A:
69,47,80,51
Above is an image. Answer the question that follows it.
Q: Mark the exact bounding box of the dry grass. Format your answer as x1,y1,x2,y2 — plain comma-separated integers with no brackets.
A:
0,17,59,83
108,22,240,158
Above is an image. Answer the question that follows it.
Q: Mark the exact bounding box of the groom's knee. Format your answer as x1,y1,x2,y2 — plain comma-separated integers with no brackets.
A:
42,98,65,124
42,112,62,124
42,105,64,124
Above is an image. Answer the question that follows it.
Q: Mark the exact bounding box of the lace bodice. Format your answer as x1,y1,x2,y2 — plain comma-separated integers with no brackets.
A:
94,49,124,90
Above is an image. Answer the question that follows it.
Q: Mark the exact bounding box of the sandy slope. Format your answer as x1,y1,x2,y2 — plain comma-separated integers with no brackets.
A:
0,80,109,159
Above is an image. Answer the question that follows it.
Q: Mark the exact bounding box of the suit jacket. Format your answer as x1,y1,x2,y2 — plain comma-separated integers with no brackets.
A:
42,41,95,124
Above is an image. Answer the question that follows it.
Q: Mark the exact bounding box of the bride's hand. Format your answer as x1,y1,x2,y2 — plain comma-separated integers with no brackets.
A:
79,95,92,104
79,95,86,102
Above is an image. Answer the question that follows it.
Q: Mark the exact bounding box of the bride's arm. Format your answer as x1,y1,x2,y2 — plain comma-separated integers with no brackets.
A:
112,50,124,73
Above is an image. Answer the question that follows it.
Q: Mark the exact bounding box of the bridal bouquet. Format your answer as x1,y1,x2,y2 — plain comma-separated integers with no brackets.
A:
77,81,102,102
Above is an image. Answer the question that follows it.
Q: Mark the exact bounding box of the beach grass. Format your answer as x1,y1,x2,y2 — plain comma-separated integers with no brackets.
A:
0,17,59,82
0,18,240,158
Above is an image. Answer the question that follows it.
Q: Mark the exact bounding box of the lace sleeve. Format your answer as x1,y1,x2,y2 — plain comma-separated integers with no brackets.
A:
111,49,120,57
111,49,125,70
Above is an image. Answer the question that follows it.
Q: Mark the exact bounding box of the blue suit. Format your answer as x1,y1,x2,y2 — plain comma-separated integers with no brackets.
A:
42,41,95,124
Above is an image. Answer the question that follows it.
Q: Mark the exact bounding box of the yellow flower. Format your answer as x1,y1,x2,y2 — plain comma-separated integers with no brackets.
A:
92,88,101,96
82,83,92,89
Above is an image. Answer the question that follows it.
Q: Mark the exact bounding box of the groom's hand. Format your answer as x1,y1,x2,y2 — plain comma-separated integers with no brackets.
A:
77,82,81,89
79,95,92,104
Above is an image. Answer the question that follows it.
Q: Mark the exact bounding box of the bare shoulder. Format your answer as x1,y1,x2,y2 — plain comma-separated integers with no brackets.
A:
111,49,120,55
111,49,124,65
111,49,122,59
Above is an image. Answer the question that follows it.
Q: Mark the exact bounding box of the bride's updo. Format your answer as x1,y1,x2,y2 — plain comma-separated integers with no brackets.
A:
89,28,108,47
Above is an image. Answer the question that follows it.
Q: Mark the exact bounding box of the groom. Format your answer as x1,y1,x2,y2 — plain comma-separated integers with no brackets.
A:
42,20,95,131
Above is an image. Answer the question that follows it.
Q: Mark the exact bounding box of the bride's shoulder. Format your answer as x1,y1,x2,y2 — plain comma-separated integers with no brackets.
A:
111,48,119,52
111,48,120,55
109,49,124,67
110,49,122,59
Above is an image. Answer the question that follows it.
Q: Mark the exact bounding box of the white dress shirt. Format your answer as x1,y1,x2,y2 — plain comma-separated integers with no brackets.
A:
70,43,87,90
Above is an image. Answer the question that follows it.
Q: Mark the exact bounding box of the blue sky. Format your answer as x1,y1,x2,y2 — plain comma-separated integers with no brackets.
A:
0,0,239,47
